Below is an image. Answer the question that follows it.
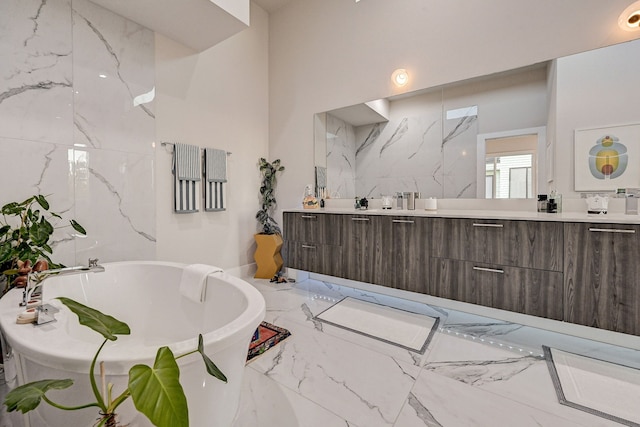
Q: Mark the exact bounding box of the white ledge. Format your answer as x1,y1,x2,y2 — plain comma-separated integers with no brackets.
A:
89,0,249,51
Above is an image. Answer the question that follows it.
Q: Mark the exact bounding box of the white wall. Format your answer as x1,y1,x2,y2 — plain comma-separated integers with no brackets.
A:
554,38,640,198
154,5,269,268
268,0,640,218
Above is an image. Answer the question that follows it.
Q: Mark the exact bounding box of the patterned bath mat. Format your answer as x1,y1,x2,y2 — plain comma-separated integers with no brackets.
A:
247,321,291,362
543,346,640,426
314,297,439,354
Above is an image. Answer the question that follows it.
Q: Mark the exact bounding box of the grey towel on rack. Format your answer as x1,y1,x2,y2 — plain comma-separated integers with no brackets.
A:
173,143,201,213
205,148,227,182
204,148,227,212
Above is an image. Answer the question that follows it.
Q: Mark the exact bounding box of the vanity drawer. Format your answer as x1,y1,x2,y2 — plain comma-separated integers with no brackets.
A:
430,218,563,271
283,212,342,245
430,258,563,320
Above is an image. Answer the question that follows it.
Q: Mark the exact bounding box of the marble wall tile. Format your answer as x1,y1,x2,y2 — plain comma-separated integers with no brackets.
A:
0,0,74,144
71,0,155,154
73,147,155,262
354,113,443,198
442,114,478,198
0,0,155,267
0,138,78,267
326,113,356,198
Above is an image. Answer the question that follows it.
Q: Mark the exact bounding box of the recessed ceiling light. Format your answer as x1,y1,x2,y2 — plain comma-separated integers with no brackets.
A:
619,1,640,31
391,69,409,87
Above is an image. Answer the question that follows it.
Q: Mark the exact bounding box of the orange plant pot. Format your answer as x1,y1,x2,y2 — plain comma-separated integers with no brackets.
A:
254,233,284,279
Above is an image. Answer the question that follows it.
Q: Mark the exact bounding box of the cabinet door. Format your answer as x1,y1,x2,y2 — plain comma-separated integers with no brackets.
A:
387,216,429,293
283,212,341,245
564,223,640,335
286,242,342,276
342,215,385,284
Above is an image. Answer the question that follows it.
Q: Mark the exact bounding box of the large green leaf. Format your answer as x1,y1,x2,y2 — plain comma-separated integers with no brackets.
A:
35,195,49,211
1,202,22,216
70,219,86,235
57,298,130,341
29,223,51,246
197,335,227,383
4,379,73,413
129,347,188,427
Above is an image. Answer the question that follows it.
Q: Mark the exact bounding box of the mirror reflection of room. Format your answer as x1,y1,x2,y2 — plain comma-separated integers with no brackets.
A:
316,37,640,201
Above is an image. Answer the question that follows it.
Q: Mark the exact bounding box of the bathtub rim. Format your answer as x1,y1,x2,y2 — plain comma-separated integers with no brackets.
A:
0,261,266,374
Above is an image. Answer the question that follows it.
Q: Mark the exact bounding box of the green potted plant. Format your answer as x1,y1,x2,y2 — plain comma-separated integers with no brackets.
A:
254,158,285,279
0,195,86,294
4,298,226,427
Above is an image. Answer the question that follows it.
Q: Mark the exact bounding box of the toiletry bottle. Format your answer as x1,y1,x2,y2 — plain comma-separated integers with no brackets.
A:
302,184,319,209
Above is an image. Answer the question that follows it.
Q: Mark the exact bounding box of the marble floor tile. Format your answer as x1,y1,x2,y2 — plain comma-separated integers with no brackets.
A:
247,317,420,427
394,369,620,427
234,367,358,427
252,278,444,368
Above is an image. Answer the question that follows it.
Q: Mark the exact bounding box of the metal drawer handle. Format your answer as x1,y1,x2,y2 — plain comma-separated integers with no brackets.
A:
472,266,504,274
301,215,317,219
351,217,370,221
392,220,415,224
472,223,503,228
588,228,636,234
301,245,316,249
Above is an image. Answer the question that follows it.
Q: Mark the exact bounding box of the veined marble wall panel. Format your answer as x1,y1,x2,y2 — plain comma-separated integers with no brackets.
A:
0,0,155,268
72,0,155,154
0,138,78,267
0,0,74,144
355,113,443,198
74,148,155,263
326,113,356,199
442,114,478,198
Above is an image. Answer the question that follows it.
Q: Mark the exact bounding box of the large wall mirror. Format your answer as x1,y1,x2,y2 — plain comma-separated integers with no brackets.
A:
314,38,640,200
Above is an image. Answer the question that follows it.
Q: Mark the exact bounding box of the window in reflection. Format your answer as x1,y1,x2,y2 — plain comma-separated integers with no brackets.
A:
485,131,537,199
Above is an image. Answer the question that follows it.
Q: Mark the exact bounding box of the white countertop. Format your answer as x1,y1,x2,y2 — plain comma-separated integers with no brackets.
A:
284,207,640,224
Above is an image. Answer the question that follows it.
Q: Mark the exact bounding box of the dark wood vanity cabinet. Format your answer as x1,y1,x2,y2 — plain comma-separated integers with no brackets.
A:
564,222,640,335
283,212,342,276
283,210,640,337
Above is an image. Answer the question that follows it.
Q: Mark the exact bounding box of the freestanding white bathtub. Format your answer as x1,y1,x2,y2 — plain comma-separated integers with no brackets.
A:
0,261,265,427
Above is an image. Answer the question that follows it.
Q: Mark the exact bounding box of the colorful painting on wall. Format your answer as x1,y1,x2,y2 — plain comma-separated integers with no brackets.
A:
574,123,640,191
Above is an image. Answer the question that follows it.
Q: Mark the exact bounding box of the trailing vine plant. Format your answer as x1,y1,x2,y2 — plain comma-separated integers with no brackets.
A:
255,158,285,235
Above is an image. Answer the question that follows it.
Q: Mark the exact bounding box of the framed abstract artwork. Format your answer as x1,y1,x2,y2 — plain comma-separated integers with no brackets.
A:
574,123,640,191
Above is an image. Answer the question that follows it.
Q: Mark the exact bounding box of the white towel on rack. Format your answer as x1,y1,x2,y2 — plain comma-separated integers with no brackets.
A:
179,264,223,303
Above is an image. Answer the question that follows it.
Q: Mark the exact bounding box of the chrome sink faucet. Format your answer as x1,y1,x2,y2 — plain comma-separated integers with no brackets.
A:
21,258,105,308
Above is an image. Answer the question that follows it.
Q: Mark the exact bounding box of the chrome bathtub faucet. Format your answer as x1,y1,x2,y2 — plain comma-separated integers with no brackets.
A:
21,259,106,324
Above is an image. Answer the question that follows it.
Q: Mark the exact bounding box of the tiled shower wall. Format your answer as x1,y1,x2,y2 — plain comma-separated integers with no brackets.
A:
0,0,156,267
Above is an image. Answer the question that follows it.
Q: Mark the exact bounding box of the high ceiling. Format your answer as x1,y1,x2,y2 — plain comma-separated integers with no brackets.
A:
252,0,295,13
